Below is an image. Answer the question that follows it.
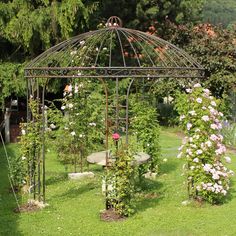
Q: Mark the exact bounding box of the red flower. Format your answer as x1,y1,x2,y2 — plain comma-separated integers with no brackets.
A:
112,133,120,141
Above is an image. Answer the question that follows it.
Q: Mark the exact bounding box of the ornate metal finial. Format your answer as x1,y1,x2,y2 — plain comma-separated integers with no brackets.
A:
106,16,122,28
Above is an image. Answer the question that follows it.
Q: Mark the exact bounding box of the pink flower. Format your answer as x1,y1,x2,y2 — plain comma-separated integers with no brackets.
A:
112,133,120,140
215,144,226,155
68,84,73,92
210,124,218,130
210,134,218,141
203,88,210,94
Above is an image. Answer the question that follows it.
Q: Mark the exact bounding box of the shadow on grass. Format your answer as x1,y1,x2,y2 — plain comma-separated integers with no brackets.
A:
159,159,179,175
54,182,98,200
135,178,165,213
46,172,68,185
0,144,23,236
225,179,236,204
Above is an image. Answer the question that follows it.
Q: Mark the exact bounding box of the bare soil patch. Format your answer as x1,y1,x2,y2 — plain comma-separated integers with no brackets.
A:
100,208,126,222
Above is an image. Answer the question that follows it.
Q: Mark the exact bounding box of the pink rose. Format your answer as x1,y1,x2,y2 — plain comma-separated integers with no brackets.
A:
112,133,120,140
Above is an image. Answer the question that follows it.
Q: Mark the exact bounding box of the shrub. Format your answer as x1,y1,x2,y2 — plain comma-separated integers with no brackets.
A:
176,83,234,204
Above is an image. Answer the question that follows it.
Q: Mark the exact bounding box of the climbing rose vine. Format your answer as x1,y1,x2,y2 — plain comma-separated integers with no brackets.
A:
176,83,234,204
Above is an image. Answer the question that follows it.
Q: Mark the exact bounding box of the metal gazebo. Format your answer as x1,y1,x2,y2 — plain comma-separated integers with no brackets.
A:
24,16,205,202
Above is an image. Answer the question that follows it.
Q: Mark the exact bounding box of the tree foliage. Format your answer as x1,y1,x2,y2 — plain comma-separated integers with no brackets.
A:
92,0,205,31
203,0,236,28
0,0,98,54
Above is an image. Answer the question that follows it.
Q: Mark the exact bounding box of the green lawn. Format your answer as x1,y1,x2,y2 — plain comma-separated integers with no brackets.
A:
1,128,236,236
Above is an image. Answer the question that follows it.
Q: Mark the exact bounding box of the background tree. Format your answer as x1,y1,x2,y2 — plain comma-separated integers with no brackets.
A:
203,0,236,28
91,0,205,31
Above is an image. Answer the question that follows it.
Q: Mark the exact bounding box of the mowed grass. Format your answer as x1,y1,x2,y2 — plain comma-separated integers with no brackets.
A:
1,128,236,236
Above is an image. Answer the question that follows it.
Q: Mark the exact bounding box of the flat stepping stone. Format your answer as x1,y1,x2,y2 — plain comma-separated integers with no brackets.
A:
68,172,95,180
87,151,150,166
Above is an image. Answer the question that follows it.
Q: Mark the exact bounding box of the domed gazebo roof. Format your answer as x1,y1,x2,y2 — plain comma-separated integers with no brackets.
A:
25,16,205,79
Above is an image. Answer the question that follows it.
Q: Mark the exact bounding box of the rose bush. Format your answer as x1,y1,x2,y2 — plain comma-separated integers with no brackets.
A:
176,83,234,204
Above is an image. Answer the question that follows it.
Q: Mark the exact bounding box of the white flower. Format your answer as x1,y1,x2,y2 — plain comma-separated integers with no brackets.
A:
74,84,79,94
70,131,76,136
196,149,203,155
212,174,220,180
89,122,96,127
70,50,77,55
163,158,167,162
196,98,202,103
68,103,73,109
179,115,185,121
221,190,227,196
224,156,231,163
202,106,206,110
186,88,192,93
50,124,56,129
80,40,85,45
210,101,216,107
195,128,200,132
219,112,223,117
190,166,195,170
21,129,26,135
178,145,184,151
61,106,66,110
193,158,199,163
201,115,209,122
205,141,212,147
196,185,201,191
177,152,182,158
193,83,201,88
203,164,212,172
187,123,192,130
189,110,196,116
79,134,83,138
22,156,26,160
186,149,193,156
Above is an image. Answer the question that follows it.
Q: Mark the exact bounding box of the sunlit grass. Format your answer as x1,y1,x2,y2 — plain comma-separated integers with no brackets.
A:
1,129,236,236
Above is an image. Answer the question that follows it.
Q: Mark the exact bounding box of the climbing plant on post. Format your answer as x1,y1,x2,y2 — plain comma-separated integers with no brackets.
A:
19,98,43,201
104,134,136,217
176,83,234,204
130,97,161,176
